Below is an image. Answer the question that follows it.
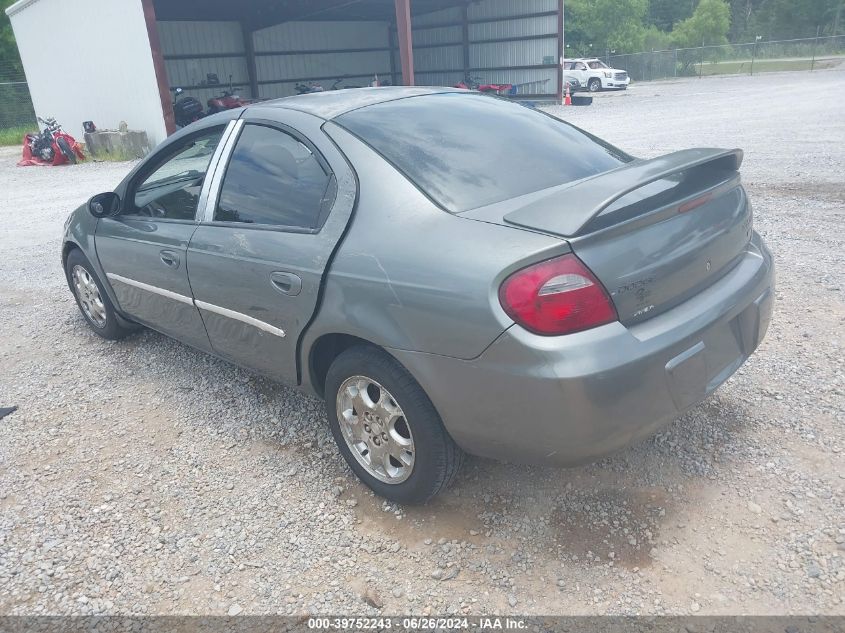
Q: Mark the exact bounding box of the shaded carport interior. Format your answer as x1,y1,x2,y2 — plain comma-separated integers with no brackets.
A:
150,0,564,134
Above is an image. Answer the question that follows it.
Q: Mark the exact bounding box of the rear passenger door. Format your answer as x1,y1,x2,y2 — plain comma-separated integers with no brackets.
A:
187,109,356,384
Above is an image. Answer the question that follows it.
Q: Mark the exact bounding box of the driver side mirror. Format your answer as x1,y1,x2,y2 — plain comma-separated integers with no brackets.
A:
88,192,121,218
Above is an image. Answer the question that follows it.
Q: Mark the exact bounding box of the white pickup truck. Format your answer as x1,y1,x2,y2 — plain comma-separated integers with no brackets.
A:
564,58,630,92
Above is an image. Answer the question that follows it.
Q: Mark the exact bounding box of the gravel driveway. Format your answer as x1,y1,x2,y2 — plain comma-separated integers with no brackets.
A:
1,69,843,617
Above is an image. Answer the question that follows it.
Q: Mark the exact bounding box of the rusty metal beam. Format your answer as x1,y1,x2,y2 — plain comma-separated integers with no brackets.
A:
141,0,176,136
394,0,415,86
242,22,259,99
557,0,564,104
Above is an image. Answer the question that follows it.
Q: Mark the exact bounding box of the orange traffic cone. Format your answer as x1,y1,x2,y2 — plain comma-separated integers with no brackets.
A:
564,84,572,106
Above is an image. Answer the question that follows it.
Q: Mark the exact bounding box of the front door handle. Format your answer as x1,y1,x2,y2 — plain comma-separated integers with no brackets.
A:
160,250,180,269
270,271,302,296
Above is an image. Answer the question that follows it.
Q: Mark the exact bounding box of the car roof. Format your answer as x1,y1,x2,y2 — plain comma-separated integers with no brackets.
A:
253,86,464,120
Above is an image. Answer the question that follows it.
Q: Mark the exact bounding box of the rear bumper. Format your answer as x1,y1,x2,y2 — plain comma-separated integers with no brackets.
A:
392,233,773,465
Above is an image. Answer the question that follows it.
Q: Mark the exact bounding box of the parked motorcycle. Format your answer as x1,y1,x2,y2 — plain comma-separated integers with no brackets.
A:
207,75,257,113
19,117,84,167
455,76,517,96
331,78,362,90
295,81,325,94
172,87,206,128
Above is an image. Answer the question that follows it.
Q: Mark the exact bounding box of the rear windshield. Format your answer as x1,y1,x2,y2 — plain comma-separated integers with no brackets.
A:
335,93,631,213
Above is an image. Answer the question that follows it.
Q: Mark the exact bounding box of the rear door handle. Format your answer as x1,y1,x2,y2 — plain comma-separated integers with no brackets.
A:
160,250,180,269
270,271,302,296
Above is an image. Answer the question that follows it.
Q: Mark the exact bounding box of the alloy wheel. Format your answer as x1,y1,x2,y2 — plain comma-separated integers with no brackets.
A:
336,376,415,484
72,265,108,328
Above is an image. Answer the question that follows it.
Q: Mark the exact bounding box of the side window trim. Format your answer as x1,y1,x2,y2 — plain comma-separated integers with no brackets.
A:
122,122,237,223
195,119,241,221
200,119,336,232
199,119,245,223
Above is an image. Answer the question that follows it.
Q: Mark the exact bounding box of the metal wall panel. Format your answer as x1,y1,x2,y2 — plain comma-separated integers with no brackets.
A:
165,59,251,106
256,51,390,82
413,45,464,72
413,70,465,87
254,21,389,52
470,15,557,39
470,39,557,67
259,75,382,100
253,21,391,97
468,0,557,20
411,6,462,26
158,21,244,55
409,0,560,96
158,21,251,98
413,25,462,46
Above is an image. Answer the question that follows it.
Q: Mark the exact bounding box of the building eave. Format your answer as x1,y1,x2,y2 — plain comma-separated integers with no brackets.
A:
5,0,44,18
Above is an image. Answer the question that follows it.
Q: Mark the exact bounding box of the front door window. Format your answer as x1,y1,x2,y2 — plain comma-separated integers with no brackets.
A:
130,128,225,220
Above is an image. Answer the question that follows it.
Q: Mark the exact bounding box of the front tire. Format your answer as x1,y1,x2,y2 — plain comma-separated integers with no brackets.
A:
325,345,464,504
65,249,135,340
56,137,77,165
588,78,602,93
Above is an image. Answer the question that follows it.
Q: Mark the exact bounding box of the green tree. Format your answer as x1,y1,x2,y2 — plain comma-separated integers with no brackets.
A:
0,0,23,80
752,0,842,39
647,0,696,31
672,0,732,47
568,0,650,53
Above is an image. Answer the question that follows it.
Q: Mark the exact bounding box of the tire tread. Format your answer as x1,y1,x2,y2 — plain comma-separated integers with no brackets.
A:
325,345,464,503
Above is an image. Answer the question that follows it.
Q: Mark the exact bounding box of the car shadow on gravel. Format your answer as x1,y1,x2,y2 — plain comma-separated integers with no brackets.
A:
95,327,758,570
330,392,757,570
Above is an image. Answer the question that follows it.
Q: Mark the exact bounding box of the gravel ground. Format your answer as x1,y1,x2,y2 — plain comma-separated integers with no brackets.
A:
1,69,843,617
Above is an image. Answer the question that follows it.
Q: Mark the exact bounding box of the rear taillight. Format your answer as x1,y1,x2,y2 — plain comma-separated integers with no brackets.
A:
499,254,618,336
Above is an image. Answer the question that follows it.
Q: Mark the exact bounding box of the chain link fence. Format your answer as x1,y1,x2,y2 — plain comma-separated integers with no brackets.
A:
0,61,37,144
608,35,845,82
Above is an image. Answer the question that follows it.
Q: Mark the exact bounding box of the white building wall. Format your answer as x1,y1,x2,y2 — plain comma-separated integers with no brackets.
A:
7,0,168,147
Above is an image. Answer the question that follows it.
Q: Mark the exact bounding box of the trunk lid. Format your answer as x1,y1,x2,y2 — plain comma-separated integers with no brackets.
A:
463,148,753,325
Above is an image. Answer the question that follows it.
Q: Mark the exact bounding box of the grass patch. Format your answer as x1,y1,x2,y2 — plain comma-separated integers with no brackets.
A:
0,124,34,147
697,57,841,75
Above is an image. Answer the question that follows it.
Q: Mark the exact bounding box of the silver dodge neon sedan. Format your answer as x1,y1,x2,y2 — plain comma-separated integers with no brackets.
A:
62,88,774,503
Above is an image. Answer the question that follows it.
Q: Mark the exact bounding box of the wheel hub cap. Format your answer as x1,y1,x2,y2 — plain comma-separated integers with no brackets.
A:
336,376,415,484
72,265,107,328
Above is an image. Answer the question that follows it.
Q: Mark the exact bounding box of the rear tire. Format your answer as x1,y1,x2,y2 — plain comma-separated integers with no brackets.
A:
56,137,77,165
325,345,464,504
64,249,136,340
588,78,602,93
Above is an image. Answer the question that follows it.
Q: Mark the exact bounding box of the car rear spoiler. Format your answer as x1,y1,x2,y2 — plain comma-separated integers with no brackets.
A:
503,148,744,238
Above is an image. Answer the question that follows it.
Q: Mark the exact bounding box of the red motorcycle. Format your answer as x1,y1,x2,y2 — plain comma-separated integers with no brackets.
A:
455,75,517,96
207,75,258,113
18,117,85,167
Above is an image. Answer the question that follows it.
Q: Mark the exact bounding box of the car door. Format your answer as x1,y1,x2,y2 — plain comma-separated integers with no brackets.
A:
95,123,233,351
186,109,356,384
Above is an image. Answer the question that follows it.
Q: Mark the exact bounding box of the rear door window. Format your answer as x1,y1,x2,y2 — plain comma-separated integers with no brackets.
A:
336,93,630,213
214,124,333,229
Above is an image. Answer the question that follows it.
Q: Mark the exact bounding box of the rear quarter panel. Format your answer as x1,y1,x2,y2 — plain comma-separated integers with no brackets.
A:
301,123,567,383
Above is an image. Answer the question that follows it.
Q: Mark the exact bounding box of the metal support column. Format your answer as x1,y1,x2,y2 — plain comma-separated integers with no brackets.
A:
394,0,415,86
461,3,470,80
141,0,176,136
242,22,259,99
557,0,564,103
